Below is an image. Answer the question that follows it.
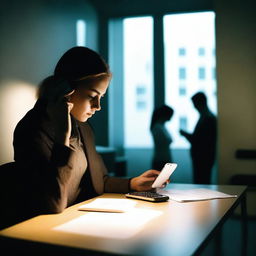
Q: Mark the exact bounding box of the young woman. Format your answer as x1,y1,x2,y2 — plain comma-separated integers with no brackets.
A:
150,105,174,171
12,47,165,219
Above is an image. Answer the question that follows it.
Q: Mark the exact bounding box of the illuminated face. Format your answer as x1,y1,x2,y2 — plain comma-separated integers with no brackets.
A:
70,78,109,122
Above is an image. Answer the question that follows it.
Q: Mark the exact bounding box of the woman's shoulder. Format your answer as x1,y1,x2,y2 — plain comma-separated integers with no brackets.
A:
14,100,52,139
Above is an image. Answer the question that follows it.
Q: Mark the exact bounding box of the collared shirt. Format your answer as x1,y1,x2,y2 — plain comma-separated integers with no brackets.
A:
67,117,97,206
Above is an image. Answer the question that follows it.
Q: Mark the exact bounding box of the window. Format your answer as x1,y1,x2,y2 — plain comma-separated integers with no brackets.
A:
76,20,86,46
198,67,206,80
179,86,186,96
179,117,188,130
123,17,153,147
164,12,217,148
109,12,216,150
198,47,205,56
212,67,216,80
179,67,186,80
136,86,146,95
136,101,147,110
136,85,147,110
179,48,186,56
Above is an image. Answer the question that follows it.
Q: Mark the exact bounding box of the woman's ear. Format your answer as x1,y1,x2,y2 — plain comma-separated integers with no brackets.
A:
64,90,75,102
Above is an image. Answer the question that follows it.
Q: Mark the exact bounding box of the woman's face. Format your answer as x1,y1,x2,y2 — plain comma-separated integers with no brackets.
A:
69,78,109,122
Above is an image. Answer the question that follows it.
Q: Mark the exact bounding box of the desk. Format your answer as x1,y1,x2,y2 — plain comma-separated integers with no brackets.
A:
0,184,247,256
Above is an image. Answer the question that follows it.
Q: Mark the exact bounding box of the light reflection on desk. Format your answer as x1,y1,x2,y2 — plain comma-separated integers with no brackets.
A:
53,208,163,239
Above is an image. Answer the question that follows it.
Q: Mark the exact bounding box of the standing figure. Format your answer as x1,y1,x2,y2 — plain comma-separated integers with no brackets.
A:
180,92,217,184
150,105,174,171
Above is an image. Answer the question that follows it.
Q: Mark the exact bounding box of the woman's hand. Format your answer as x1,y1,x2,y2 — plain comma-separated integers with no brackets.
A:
46,79,75,147
130,169,170,192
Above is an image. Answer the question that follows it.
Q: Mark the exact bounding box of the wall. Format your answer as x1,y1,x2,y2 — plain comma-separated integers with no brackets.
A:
215,0,256,184
0,0,98,164
90,0,213,17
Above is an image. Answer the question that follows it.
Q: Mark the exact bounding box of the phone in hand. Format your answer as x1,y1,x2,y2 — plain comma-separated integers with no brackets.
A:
151,163,177,188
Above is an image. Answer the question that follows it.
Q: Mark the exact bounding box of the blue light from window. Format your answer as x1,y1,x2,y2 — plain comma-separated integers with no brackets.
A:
76,20,86,46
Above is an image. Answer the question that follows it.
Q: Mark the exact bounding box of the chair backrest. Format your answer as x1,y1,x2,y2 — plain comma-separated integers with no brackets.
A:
0,162,24,230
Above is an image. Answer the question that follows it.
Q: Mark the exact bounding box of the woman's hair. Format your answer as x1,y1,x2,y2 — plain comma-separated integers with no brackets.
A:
37,75,56,99
37,47,111,99
150,105,174,130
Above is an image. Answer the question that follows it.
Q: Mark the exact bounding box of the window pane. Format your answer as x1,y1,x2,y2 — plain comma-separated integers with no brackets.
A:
76,20,86,46
179,116,188,130
198,67,206,79
179,86,186,96
164,12,217,149
179,47,186,56
124,17,153,147
179,67,186,80
198,47,205,56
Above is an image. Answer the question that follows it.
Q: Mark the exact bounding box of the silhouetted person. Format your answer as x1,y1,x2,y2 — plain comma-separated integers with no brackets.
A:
180,92,217,184
150,105,174,170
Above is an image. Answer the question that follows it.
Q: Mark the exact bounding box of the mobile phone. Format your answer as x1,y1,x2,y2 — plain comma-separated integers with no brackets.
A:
125,192,169,202
151,163,177,188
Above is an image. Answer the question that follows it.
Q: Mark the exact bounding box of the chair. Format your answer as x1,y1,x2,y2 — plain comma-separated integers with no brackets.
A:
0,162,26,229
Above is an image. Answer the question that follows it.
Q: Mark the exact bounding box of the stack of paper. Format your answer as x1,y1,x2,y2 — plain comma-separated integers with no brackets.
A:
158,188,237,202
78,198,137,213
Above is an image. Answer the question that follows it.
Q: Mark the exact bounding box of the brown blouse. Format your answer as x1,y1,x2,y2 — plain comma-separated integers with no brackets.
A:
67,136,87,206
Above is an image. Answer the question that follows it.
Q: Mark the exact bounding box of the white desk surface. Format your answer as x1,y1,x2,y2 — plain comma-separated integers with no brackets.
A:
0,184,247,256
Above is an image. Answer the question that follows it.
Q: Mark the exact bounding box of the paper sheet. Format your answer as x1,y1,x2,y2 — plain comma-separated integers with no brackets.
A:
158,188,237,202
78,198,137,213
54,208,162,239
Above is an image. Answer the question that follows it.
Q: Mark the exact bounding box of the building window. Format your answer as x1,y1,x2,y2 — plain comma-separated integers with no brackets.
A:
136,101,147,110
179,48,186,56
123,16,153,147
212,67,216,80
198,47,205,56
179,67,186,80
136,85,147,110
179,117,188,130
179,87,186,96
136,86,146,95
198,67,206,80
